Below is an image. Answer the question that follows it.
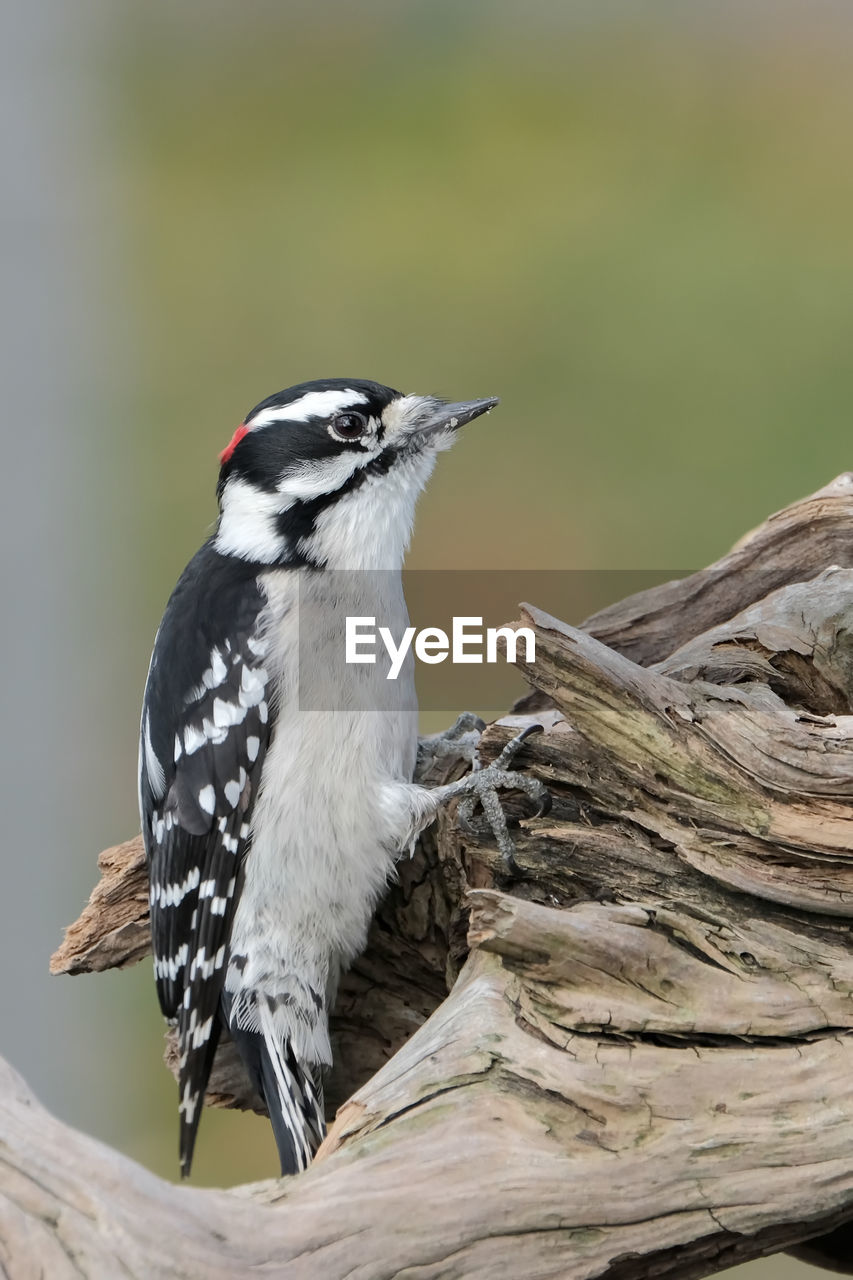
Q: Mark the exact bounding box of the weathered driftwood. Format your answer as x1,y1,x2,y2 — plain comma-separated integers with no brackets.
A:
18,475,853,1278
584,470,853,665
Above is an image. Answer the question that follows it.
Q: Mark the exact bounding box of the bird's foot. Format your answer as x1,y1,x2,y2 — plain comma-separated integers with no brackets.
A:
441,724,551,876
415,711,486,782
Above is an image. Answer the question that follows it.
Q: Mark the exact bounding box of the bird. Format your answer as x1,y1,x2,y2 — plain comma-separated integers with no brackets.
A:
138,377,549,1177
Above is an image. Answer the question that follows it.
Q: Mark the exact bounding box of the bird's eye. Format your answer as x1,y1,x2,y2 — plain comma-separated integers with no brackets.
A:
330,411,368,442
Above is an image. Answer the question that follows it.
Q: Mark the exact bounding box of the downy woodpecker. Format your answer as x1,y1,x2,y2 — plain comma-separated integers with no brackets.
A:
139,378,548,1176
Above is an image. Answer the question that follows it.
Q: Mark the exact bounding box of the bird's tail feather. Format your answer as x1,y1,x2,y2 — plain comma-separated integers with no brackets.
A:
259,1032,325,1175
224,992,325,1175
177,1012,223,1178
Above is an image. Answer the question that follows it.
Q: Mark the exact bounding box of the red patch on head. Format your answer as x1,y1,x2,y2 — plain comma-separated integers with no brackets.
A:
219,423,249,465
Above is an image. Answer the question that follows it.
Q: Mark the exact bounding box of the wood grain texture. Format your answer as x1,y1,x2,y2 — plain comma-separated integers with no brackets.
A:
583,472,853,666
29,477,853,1278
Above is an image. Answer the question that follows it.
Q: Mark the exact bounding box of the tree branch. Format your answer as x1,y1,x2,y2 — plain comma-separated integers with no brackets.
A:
28,475,853,1278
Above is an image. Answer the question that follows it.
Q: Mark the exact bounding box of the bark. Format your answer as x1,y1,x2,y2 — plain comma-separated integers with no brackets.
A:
19,474,853,1278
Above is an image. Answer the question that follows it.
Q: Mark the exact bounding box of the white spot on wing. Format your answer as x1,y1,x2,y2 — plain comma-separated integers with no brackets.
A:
154,867,200,909
202,717,228,746
155,941,189,982
239,665,267,707
198,785,216,815
201,648,228,689
189,947,225,982
213,697,247,728
184,724,206,755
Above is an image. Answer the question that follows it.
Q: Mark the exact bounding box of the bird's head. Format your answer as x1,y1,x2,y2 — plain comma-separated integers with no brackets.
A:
214,378,498,569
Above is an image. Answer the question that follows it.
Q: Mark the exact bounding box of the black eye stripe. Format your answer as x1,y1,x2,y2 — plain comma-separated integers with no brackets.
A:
274,443,399,561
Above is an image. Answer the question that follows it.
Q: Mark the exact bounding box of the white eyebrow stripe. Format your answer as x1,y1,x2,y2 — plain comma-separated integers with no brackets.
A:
248,389,368,428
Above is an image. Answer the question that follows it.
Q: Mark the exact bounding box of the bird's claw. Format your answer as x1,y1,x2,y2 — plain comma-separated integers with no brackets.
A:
416,711,487,781
446,711,488,741
453,724,551,876
490,722,545,772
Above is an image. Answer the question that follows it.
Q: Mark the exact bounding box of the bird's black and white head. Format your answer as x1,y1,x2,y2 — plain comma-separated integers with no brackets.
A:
214,378,498,569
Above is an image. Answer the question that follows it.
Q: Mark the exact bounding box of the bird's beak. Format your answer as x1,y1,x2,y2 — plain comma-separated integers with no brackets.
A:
407,396,499,442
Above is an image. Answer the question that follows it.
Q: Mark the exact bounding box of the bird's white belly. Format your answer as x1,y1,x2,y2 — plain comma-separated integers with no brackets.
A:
226,567,418,1063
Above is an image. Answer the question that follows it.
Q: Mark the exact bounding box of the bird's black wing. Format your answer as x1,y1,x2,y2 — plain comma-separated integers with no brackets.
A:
139,540,275,1176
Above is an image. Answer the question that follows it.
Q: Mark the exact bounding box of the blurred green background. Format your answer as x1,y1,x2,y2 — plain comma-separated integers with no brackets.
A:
4,2,851,1273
